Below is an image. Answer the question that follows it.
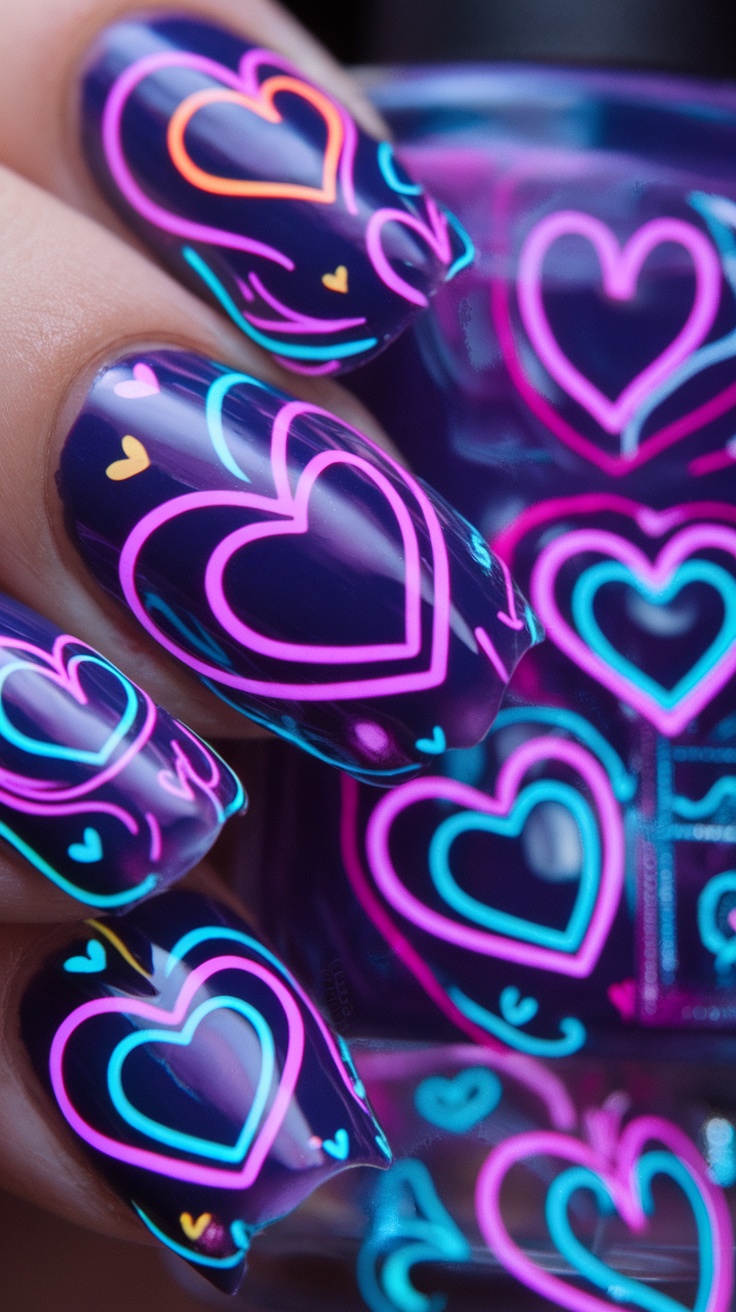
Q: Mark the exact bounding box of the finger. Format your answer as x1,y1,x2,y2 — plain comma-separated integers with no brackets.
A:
7,877,387,1295
0,2,469,376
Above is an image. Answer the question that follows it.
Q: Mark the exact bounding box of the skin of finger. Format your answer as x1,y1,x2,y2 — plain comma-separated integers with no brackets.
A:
0,164,395,741
0,865,239,1245
0,0,389,234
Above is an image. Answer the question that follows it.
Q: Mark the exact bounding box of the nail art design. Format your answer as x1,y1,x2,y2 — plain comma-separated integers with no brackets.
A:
0,595,242,906
21,890,389,1293
58,351,540,781
80,18,473,375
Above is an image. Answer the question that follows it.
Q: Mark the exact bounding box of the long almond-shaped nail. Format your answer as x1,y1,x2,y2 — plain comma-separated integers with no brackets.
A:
21,889,390,1294
0,593,243,907
58,350,541,782
80,17,473,375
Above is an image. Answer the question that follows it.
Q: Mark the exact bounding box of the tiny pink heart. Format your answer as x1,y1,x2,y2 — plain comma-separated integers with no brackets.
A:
114,363,160,399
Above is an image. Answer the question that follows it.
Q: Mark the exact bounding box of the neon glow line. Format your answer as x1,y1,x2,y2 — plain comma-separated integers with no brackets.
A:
546,1157,713,1312
444,208,476,281
118,395,451,701
429,780,599,948
144,812,162,863
496,557,525,629
241,272,367,334
133,1204,248,1268
164,926,373,1113
377,142,424,196
492,706,637,804
49,954,304,1188
144,593,234,665
516,210,720,433
205,371,269,481
366,197,452,307
183,247,378,360
108,994,275,1162
85,919,151,978
474,626,509,681
672,777,736,819
697,872,736,970
0,817,157,907
365,736,624,977
450,988,586,1057
476,1116,734,1312
532,523,736,736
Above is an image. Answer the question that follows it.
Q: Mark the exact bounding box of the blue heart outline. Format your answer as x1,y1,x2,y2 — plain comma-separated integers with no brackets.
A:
415,1067,502,1133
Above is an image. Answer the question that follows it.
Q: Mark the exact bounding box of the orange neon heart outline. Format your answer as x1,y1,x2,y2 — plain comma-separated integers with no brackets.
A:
167,74,343,203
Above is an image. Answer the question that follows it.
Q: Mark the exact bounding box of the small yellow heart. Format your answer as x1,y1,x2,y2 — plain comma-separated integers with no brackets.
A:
105,434,151,481
322,264,349,293
180,1211,212,1241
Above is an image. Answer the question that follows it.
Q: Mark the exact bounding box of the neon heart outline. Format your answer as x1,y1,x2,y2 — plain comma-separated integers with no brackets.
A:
476,1116,734,1312
517,211,721,435
428,779,599,952
531,523,736,736
167,75,343,203
118,397,450,701
50,954,304,1188
102,47,360,268
415,1067,502,1133
364,735,623,977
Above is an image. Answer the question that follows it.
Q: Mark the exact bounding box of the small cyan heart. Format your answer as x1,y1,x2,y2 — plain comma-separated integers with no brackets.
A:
322,264,348,293
106,435,151,481
415,1067,502,1133
499,985,539,1027
113,362,160,399
64,939,107,974
68,827,103,864
180,1211,212,1241
415,726,447,755
322,1128,350,1159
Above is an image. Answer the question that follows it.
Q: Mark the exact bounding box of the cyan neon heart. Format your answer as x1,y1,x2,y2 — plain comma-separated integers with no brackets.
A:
107,994,275,1163
547,1156,714,1312
532,523,736,737
415,1067,502,1132
322,1128,349,1160
428,779,599,953
68,828,104,863
572,559,736,718
63,939,107,974
476,1115,734,1312
0,649,138,766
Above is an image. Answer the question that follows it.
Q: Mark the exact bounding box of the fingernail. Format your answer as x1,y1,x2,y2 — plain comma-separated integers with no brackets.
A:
57,350,540,782
0,594,243,907
21,889,390,1294
80,16,473,375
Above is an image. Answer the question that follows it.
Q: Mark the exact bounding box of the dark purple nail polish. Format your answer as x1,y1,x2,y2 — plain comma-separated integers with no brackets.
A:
0,594,242,907
80,17,472,375
57,350,540,782
20,889,389,1294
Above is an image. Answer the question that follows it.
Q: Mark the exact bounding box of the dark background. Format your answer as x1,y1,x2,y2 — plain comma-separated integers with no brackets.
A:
281,0,736,78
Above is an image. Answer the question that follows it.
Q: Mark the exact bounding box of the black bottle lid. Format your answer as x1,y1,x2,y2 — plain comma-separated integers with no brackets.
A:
366,0,736,79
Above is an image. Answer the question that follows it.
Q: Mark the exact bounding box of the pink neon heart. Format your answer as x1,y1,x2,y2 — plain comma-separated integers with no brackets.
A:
114,362,160,399
517,211,721,434
492,211,728,476
360,735,623,978
476,1115,733,1312
49,954,304,1189
531,521,736,737
118,400,451,701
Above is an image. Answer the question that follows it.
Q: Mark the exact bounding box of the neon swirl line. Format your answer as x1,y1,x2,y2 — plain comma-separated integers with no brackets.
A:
365,736,624,977
474,626,509,681
183,246,378,360
476,1117,733,1312
49,954,304,1188
0,817,157,907
144,592,234,663
133,1204,247,1268
241,272,367,334
377,142,424,196
366,196,452,307
450,988,586,1057
444,208,476,281
118,394,451,701
164,926,372,1114
531,523,736,737
674,777,736,819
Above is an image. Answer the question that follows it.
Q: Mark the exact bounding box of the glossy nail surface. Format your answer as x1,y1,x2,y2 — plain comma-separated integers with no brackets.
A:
0,594,242,907
21,889,389,1294
80,17,472,375
58,350,540,782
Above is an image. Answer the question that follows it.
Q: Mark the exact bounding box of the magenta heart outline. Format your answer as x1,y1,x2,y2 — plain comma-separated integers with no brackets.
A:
118,399,451,701
0,633,155,805
517,211,721,435
363,734,624,977
101,46,359,268
476,1114,734,1312
531,521,736,736
49,953,304,1189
